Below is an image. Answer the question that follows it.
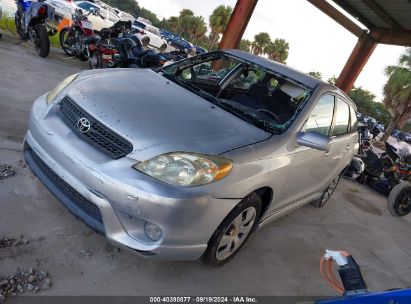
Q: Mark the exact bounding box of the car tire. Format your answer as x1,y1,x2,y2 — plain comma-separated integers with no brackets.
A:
34,24,50,57
202,193,262,266
141,36,150,46
387,181,411,217
160,44,167,53
311,173,341,208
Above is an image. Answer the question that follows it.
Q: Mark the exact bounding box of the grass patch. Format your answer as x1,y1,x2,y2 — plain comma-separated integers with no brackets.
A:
0,13,17,33
0,12,60,47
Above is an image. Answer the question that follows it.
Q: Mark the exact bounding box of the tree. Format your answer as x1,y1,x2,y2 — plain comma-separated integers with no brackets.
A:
348,87,392,124
308,71,323,80
251,32,271,55
381,48,411,141
264,38,289,63
208,5,232,50
327,75,337,85
239,39,251,52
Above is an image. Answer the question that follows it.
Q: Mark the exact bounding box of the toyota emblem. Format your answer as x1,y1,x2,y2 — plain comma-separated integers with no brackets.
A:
76,117,91,133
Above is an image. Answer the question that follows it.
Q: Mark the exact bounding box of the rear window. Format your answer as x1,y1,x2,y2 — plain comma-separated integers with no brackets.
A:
133,20,146,29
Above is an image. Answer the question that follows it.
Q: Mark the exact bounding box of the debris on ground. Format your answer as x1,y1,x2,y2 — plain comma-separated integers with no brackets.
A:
0,268,52,302
0,238,29,250
0,165,15,180
17,159,26,169
104,244,121,258
0,236,39,260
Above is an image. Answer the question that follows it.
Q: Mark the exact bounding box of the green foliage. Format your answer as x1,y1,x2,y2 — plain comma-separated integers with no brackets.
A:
327,75,337,85
348,87,392,124
239,39,251,52
161,9,207,48
381,47,411,140
252,32,270,55
208,5,232,50
103,0,159,26
308,71,322,80
0,13,16,33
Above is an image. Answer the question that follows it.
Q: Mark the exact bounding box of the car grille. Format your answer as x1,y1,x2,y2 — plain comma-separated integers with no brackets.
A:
59,97,133,159
30,148,103,225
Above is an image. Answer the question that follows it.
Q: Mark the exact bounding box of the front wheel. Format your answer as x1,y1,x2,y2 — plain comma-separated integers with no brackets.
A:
202,193,261,266
89,51,102,69
34,24,50,57
60,27,76,56
387,181,411,217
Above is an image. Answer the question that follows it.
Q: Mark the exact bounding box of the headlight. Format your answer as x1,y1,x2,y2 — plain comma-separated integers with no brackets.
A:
133,152,233,187
46,73,79,104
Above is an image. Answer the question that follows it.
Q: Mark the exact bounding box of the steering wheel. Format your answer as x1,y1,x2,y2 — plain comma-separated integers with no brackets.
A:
257,109,281,123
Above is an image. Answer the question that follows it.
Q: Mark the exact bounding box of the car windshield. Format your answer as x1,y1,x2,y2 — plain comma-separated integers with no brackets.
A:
161,53,311,134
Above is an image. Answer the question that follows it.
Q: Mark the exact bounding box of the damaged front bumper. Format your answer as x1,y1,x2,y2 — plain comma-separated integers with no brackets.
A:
24,94,241,260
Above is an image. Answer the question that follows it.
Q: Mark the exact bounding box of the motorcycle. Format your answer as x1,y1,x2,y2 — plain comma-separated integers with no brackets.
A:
59,8,97,61
357,141,411,196
387,181,411,217
14,0,57,57
86,20,166,69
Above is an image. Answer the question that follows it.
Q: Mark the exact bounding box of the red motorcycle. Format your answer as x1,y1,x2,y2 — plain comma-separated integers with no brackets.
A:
86,28,119,69
59,8,97,61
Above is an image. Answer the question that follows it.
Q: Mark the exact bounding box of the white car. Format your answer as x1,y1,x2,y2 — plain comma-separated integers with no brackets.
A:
74,1,118,31
132,18,168,52
45,0,76,21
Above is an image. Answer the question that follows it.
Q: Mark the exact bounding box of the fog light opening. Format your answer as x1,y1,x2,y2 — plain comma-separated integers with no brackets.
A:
144,222,162,241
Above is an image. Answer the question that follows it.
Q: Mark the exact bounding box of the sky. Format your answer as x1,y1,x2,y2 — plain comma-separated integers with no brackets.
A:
136,0,406,102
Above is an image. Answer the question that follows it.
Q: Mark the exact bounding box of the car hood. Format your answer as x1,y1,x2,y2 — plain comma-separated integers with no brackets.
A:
65,69,270,161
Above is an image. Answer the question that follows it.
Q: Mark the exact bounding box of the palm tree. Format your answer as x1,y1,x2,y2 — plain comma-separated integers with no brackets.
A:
264,38,289,63
381,48,411,141
252,32,271,56
308,71,323,79
209,5,233,50
239,39,251,52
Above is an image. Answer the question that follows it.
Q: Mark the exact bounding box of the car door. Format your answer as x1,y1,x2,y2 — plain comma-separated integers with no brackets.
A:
275,94,339,210
328,96,357,171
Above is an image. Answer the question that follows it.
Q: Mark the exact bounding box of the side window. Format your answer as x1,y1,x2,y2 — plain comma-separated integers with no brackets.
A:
231,69,266,89
305,95,335,136
332,98,350,136
350,106,358,131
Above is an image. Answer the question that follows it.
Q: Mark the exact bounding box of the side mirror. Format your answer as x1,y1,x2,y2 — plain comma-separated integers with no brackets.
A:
296,131,331,152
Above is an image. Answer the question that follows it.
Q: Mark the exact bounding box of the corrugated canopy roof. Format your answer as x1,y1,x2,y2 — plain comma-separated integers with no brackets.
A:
308,0,411,46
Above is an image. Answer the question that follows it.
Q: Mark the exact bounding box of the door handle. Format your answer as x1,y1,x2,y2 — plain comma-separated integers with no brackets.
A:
345,144,351,151
324,151,330,157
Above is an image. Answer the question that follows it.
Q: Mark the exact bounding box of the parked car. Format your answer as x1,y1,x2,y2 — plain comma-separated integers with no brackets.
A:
24,49,357,265
74,0,118,31
161,30,194,52
132,18,167,52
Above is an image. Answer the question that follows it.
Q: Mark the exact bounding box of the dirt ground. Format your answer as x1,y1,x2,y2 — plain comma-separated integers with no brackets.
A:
1,32,411,298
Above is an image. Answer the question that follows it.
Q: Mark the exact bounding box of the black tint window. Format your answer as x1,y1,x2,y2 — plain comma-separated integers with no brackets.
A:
305,95,335,136
332,98,350,136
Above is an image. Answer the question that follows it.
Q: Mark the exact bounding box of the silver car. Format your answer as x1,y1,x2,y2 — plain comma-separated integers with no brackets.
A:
24,50,358,265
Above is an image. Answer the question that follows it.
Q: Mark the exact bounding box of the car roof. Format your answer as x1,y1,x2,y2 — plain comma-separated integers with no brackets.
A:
222,49,327,89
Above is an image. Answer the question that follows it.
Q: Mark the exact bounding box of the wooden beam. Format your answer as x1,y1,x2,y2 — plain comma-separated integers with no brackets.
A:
370,28,411,46
335,33,377,92
307,0,364,37
218,0,258,50
362,0,403,29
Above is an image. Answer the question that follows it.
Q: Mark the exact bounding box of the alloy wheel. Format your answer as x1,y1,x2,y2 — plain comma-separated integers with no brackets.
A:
216,207,256,261
321,176,339,205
